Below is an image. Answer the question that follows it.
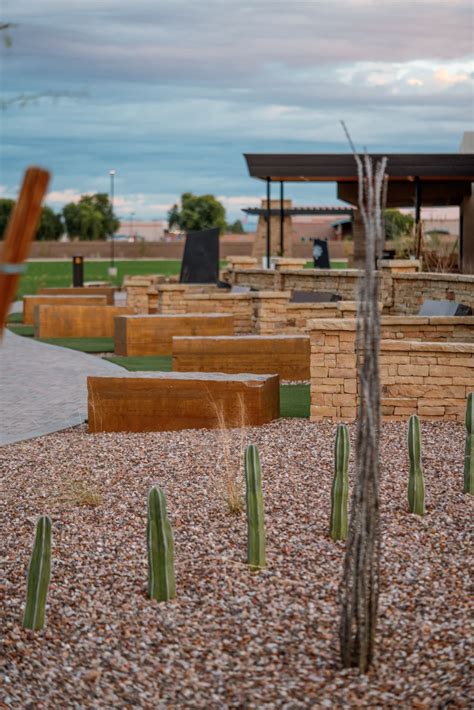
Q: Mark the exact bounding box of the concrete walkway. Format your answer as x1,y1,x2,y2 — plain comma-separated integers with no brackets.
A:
0,330,123,446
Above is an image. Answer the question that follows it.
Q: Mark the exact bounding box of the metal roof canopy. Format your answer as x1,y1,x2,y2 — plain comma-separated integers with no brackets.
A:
243,152,474,267
244,153,474,182
242,206,353,216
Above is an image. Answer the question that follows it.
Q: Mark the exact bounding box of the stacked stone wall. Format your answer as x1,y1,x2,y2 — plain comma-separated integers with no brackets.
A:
387,273,474,314
309,318,474,423
184,293,254,334
227,268,474,316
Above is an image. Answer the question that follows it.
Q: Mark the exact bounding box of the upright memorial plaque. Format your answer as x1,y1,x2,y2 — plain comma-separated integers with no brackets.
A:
312,238,330,269
180,228,219,284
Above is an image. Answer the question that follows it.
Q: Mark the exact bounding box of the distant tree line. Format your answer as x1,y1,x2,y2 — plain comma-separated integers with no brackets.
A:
0,191,246,241
168,192,245,234
0,193,119,241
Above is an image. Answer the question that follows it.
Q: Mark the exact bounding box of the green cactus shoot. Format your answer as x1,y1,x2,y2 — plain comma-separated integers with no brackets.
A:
330,423,350,540
464,392,474,495
23,516,52,631
408,414,425,515
147,487,176,601
245,444,266,569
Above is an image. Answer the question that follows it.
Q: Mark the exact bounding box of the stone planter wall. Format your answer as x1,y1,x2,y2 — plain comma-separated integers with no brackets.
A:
227,268,474,316
310,318,474,422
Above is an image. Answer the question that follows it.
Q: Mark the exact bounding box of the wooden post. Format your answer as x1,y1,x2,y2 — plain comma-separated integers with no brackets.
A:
0,166,50,333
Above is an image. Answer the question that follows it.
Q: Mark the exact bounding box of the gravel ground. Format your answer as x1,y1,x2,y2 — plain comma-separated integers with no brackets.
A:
1,419,472,709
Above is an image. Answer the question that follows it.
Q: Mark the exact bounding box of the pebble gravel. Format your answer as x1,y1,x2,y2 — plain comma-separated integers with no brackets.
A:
1,419,472,708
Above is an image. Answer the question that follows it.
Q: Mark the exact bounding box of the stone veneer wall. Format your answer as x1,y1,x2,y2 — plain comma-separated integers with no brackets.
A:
254,298,361,334
379,316,474,342
184,293,254,334
386,272,474,313
149,287,372,335
123,275,174,313
310,318,474,422
148,284,217,314
379,341,474,420
228,268,362,298
227,268,474,315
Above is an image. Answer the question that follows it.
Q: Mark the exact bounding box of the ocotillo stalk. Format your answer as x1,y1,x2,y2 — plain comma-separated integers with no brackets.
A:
245,444,266,569
464,392,474,495
147,487,175,601
330,423,350,540
23,516,52,631
408,414,425,515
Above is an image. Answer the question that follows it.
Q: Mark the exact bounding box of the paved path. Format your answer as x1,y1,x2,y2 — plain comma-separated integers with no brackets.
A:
0,330,122,446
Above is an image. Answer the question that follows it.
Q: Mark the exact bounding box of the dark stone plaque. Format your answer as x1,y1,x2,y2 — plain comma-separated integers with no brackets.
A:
180,228,220,284
290,290,342,303
312,238,330,269
418,299,472,316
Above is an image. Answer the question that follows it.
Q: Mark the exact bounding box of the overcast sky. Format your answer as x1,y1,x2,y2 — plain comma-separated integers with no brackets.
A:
1,0,473,224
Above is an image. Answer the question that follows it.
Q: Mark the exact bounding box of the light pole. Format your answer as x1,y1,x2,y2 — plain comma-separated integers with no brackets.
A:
130,211,135,241
108,169,117,277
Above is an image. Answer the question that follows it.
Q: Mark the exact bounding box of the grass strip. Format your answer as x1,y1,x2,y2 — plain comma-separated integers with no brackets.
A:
7,324,34,337
105,354,173,371
37,338,115,353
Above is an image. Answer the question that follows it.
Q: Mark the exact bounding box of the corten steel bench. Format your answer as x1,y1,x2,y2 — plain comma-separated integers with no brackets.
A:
38,286,116,305
34,304,134,339
172,334,310,380
87,371,279,432
114,313,235,356
23,294,107,325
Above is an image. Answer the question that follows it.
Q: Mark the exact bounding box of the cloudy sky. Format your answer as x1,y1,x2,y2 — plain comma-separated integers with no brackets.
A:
1,0,473,224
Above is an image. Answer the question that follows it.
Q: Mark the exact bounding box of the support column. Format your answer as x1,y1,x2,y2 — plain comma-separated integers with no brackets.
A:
414,176,422,259
266,178,271,268
279,181,284,257
352,210,365,268
461,188,474,274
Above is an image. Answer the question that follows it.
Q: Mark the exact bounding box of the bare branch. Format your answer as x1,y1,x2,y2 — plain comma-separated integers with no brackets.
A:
339,123,387,673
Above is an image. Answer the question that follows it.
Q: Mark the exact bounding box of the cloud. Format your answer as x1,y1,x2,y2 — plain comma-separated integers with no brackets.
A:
2,0,473,219
434,67,470,85
46,189,82,204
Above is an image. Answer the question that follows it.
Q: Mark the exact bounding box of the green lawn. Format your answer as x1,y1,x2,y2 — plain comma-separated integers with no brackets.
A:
16,258,347,298
280,384,310,418
38,338,115,353
7,324,34,337
7,312,23,323
106,354,310,418
5,322,115,352
15,260,186,298
106,354,173,371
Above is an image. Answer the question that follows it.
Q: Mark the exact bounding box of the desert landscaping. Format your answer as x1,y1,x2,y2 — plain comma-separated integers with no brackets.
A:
2,3,474,706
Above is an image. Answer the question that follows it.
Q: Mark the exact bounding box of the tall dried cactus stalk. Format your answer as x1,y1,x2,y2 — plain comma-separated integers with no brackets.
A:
339,123,387,673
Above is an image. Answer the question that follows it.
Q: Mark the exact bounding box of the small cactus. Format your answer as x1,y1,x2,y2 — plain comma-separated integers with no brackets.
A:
330,423,350,540
464,393,474,495
408,414,425,515
147,487,175,601
23,516,52,631
245,444,266,569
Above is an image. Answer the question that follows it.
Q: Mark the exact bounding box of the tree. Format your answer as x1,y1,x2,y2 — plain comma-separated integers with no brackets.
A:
339,124,386,673
36,205,63,241
384,208,414,240
168,192,227,234
0,198,15,236
62,193,119,240
0,198,62,240
226,219,245,234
